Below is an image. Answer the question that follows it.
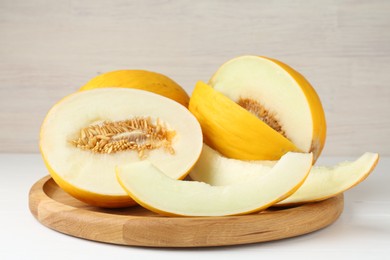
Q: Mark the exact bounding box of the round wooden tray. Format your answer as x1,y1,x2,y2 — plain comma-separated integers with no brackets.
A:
29,176,344,247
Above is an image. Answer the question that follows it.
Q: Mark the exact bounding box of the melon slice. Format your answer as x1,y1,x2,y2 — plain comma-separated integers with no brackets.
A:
80,70,190,107
40,88,203,208
279,153,379,205
189,56,326,161
116,152,313,216
189,145,379,205
189,145,276,186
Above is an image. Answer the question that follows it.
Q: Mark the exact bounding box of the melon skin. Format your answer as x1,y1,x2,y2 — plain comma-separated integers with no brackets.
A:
42,155,136,208
40,88,203,208
194,55,326,161
79,70,190,107
189,81,300,161
264,56,326,160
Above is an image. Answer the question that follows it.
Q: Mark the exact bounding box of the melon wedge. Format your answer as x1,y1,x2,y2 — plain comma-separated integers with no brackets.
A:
40,88,203,208
189,145,276,186
80,70,190,107
279,153,379,205
189,56,326,161
189,145,379,205
116,152,313,216
189,81,299,160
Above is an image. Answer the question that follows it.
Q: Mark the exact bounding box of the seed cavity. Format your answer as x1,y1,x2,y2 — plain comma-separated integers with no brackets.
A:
238,97,286,137
70,117,176,158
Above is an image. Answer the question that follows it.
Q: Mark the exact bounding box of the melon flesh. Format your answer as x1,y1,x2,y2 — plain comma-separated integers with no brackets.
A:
189,145,379,205
40,88,203,200
279,153,379,205
189,145,275,186
116,152,313,216
209,55,326,160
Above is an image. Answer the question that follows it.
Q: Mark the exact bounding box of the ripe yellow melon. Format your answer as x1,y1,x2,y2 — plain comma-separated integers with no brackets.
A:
40,88,203,208
80,70,190,107
189,81,300,160
189,56,326,161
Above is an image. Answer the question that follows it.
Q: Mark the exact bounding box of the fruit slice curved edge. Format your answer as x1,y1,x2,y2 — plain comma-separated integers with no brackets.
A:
189,144,274,186
278,152,379,205
80,70,190,107
189,81,300,160
207,55,326,161
189,145,379,206
116,152,313,216
40,88,203,208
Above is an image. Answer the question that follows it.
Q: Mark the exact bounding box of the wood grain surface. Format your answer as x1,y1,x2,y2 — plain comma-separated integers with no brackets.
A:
29,176,344,247
1,0,389,155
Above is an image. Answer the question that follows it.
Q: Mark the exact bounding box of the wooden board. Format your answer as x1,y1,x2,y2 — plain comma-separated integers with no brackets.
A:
29,176,344,247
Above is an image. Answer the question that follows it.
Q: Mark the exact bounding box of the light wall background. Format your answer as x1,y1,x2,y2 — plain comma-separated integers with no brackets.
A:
1,0,389,155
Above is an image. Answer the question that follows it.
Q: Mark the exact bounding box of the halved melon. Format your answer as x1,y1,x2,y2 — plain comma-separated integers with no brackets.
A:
80,70,190,107
189,56,326,161
40,88,203,208
116,152,313,216
189,145,379,205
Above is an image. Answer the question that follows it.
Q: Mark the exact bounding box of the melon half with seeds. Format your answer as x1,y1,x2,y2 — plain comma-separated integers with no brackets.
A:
40,88,203,208
189,56,326,161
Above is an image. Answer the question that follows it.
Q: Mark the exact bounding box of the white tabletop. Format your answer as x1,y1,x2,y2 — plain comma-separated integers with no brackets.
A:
0,153,389,260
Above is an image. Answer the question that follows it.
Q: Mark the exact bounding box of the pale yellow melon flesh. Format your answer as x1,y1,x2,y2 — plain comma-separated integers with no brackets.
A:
204,55,326,161
40,88,203,208
116,152,313,216
189,145,276,186
278,153,379,205
189,145,379,205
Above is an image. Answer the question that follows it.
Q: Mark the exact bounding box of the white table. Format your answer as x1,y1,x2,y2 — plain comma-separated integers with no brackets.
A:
1,153,389,260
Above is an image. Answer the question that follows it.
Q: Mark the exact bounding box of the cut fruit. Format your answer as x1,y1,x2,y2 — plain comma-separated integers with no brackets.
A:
189,144,276,186
116,152,313,216
80,70,190,107
189,145,379,205
189,81,300,160
40,88,203,208
278,153,379,205
189,55,326,161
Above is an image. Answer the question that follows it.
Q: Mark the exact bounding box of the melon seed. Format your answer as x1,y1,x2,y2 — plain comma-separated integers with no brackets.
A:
70,117,175,158
238,97,286,137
